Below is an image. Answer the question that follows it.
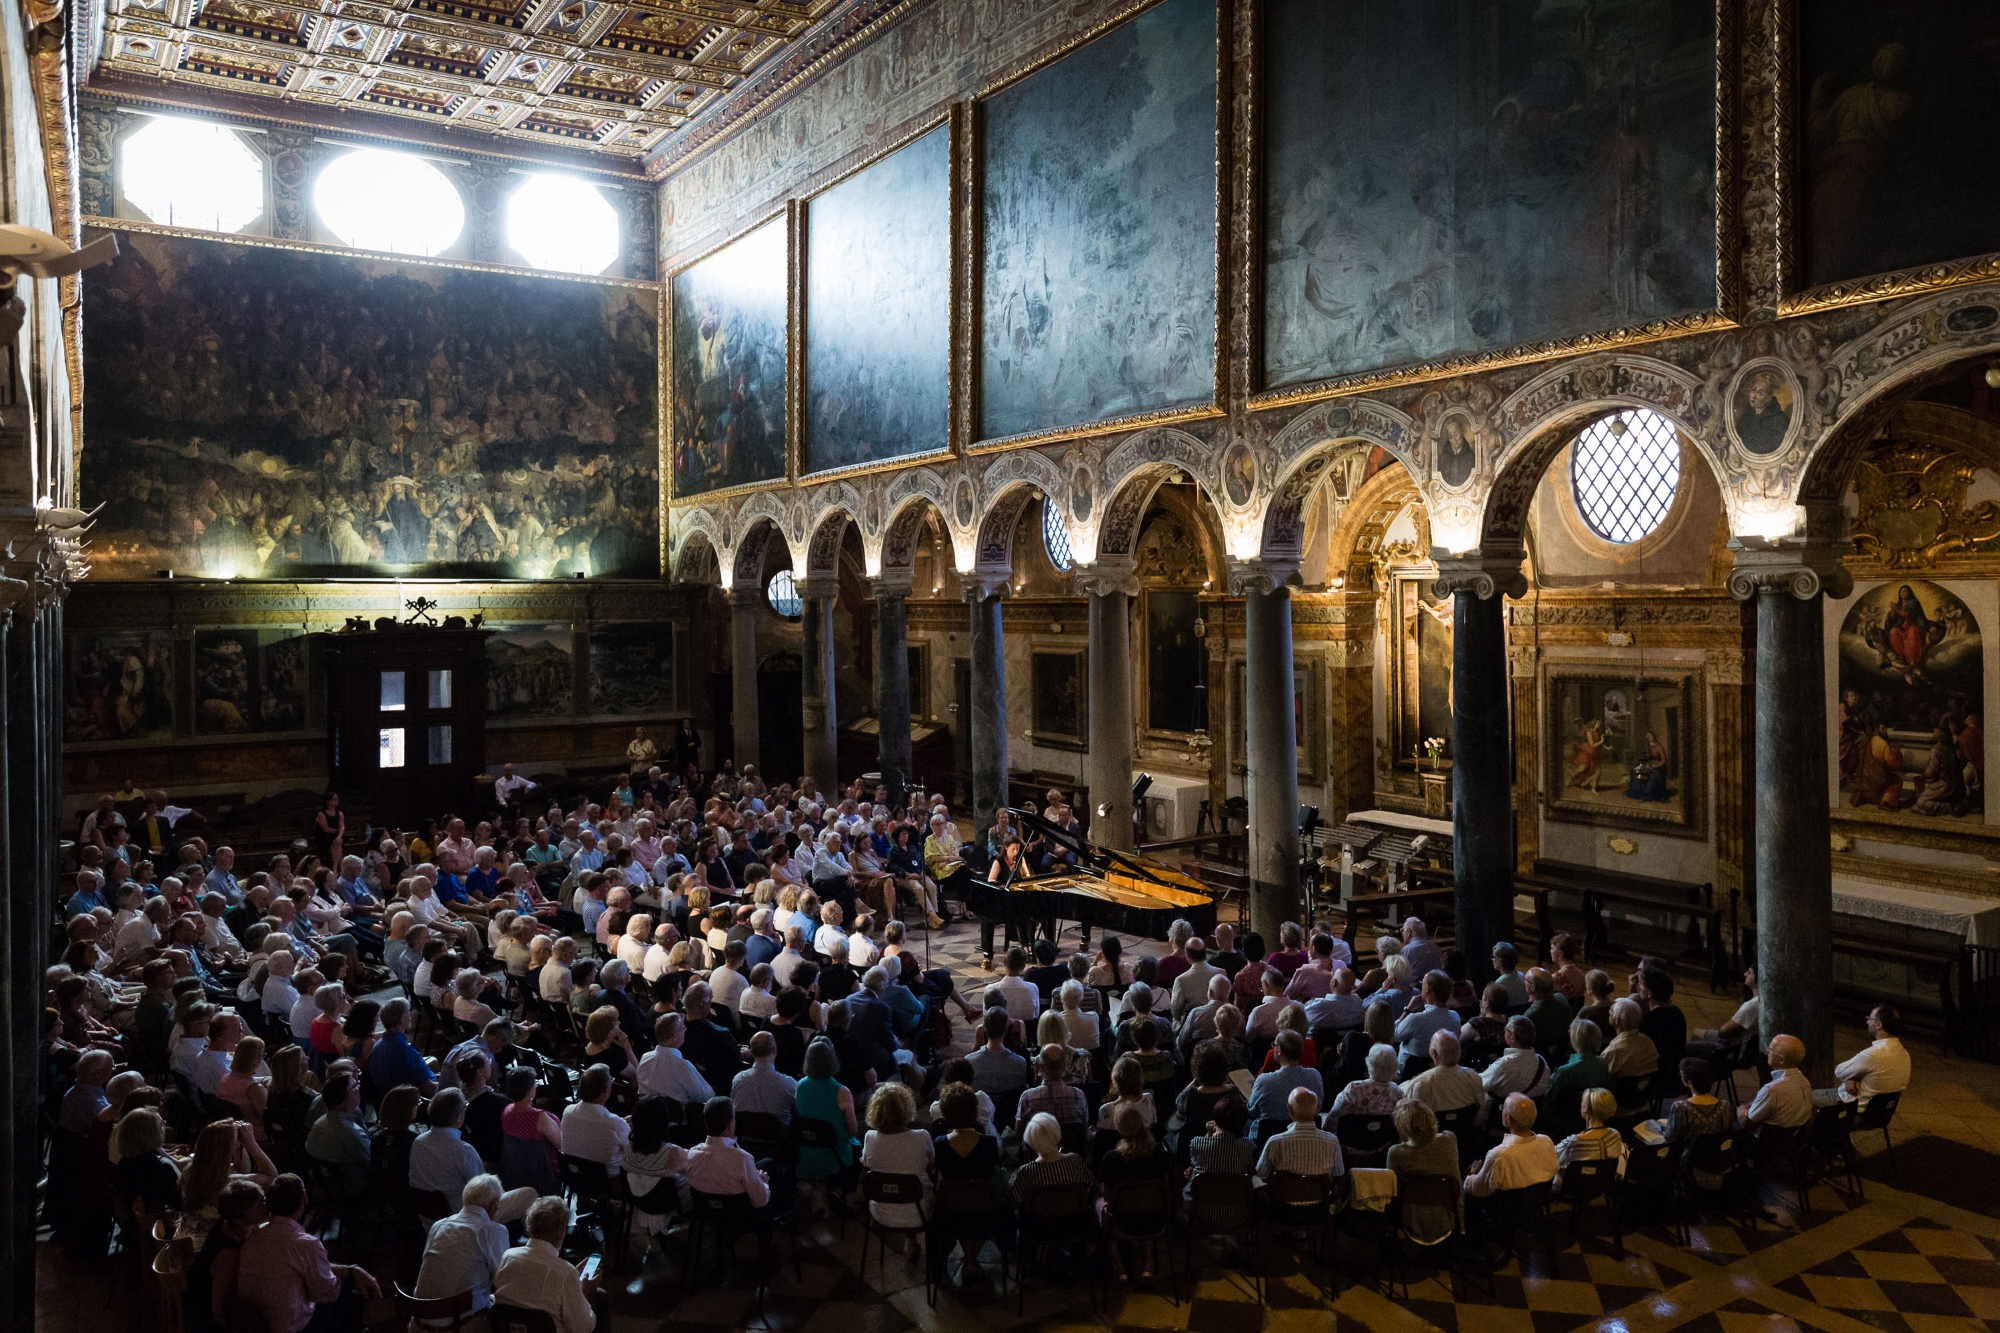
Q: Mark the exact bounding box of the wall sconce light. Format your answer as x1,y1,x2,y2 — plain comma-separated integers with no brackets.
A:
1986,364,2000,389
1332,572,1345,590
1193,617,1206,640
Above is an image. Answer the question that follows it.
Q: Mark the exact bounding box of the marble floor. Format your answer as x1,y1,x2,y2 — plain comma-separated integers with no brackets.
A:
37,915,2000,1333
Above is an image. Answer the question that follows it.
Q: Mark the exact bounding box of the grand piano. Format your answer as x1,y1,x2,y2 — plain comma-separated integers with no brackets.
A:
961,806,1220,944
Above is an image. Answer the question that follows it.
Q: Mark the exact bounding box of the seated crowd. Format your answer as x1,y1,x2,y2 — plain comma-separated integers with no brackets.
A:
45,764,1915,1326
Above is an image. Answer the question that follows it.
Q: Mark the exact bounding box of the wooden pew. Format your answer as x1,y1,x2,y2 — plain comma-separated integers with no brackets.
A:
1524,859,1732,991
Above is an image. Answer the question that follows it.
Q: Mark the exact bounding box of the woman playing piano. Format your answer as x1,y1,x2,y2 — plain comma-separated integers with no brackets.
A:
986,836,1058,955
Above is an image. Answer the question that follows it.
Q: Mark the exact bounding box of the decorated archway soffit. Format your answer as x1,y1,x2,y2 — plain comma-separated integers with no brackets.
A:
668,282,2000,582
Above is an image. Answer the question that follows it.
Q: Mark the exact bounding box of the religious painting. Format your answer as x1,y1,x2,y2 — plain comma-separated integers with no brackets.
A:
1727,361,1800,459
588,623,676,716
1030,649,1087,750
1436,414,1477,489
1393,575,1454,768
1230,657,1321,781
1543,666,1704,836
1070,469,1094,523
907,643,932,721
1221,441,1256,508
66,630,174,743
1802,2,2000,289
1264,0,1718,388
1837,581,1985,822
953,478,976,529
485,625,574,719
193,629,308,734
670,217,788,498
804,126,951,476
1145,589,1206,735
81,231,661,579
978,0,1218,441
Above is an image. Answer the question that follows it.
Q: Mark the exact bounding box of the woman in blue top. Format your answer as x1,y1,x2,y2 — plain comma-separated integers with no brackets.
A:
795,1036,858,1194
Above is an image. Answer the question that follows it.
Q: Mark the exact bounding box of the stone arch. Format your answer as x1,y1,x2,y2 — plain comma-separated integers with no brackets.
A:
1265,398,1423,487
803,505,858,581
879,493,947,579
670,507,725,584
971,478,1041,573
1475,355,1725,551
1259,438,1383,563
1324,459,1424,592
729,514,787,590
1094,428,1232,558
1132,483,1229,588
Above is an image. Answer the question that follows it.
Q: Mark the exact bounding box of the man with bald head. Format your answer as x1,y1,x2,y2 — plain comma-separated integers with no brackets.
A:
1256,1086,1343,1181
1740,1033,1814,1130
1464,1093,1558,1198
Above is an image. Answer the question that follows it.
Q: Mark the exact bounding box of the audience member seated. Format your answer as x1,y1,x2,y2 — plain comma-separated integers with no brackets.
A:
1463,1094,1558,1214
1740,1034,1814,1131
1331,1042,1403,1119
494,1197,603,1333
1399,1031,1483,1118
1820,1005,1910,1110
236,1173,381,1333
1386,1100,1461,1245
1553,1089,1629,1176
411,1174,512,1319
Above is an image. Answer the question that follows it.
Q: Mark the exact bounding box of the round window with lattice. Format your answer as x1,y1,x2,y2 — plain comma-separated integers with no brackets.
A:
765,569,802,619
1569,410,1683,545
1043,500,1073,571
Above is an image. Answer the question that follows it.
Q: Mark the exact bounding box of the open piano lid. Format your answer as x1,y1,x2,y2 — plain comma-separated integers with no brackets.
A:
1007,806,1210,896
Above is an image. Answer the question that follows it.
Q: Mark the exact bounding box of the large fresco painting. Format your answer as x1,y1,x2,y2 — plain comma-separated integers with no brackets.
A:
670,218,788,498
1838,581,1985,822
67,630,174,743
195,629,308,734
486,625,574,719
589,623,676,716
804,126,951,476
1801,2,2000,289
82,232,660,579
1264,0,1717,389
978,0,1217,441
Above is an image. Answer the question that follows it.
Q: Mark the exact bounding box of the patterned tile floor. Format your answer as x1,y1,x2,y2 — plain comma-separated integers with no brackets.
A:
36,916,2000,1333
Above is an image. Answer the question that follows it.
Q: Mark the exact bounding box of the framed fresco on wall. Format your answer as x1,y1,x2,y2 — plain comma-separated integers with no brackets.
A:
1230,657,1322,784
1800,3,2000,293
977,0,1219,443
1263,0,1719,390
485,624,575,719
1143,589,1206,736
1836,580,1985,823
81,230,661,580
907,642,932,722
1543,664,1704,837
670,216,788,498
803,125,951,477
194,629,308,734
1391,573,1453,769
589,623,676,716
1030,648,1088,750
66,630,175,743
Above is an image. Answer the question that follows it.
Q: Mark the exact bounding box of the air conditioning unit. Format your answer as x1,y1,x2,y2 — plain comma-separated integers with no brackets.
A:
1142,775,1208,840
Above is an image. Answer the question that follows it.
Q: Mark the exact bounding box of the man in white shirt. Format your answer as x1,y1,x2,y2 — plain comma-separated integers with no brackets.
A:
1245,967,1288,1042
1177,973,1235,1059
1740,1034,1814,1130
1304,968,1365,1031
984,946,1039,1023
412,1175,511,1316
494,764,536,807
1464,1094,1559,1199
288,972,326,1042
1169,939,1223,1024
770,927,809,989
708,944,750,1014
560,1067,632,1171
635,1013,716,1105
260,949,301,1019
494,1198,601,1333
1400,1031,1485,1117
170,1007,212,1083
1481,1017,1551,1101
1820,1005,1911,1110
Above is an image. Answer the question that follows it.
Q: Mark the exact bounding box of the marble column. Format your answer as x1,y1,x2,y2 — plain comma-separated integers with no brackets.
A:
727,587,762,776
797,577,840,799
1433,548,1527,985
965,574,1010,838
1729,537,1850,1085
1233,559,1301,939
872,570,914,805
1077,558,1140,851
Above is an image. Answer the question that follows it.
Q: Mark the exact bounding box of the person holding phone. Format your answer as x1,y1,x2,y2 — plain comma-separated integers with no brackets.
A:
494,1197,603,1333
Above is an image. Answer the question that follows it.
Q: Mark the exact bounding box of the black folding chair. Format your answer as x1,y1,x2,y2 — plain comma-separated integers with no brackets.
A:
858,1171,929,1282
1852,1090,1902,1181
928,1178,1004,1303
1556,1157,1622,1257
1334,1113,1396,1166
1182,1173,1258,1303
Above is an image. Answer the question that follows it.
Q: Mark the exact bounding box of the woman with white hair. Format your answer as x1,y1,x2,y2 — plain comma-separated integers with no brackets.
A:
1010,1111,1091,1202
617,913,653,974
1602,997,1659,1079
452,968,500,1028
1330,1042,1404,1118
1057,980,1098,1051
811,827,852,906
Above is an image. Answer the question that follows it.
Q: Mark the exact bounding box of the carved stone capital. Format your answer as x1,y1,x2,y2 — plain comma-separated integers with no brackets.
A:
794,576,839,602
1725,536,1855,602
961,569,1011,600
1706,648,1746,687
868,567,915,599
1226,557,1301,597
727,585,763,609
1508,645,1538,679
1430,545,1527,601
1073,555,1140,599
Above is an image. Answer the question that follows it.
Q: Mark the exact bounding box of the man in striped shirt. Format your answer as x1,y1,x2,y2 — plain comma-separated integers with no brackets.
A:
1018,1044,1088,1126
1256,1087,1345,1182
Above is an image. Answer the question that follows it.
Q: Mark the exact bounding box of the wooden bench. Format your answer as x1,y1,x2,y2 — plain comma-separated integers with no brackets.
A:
1524,859,1732,991
1336,877,1557,969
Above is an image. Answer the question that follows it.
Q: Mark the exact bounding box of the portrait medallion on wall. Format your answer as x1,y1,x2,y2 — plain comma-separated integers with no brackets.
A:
1801,2,2000,290
1726,360,1802,459
485,624,574,718
81,231,661,579
67,630,175,743
1838,580,1985,822
978,0,1218,441
1263,0,1718,389
1434,413,1478,490
1070,468,1094,523
194,629,308,734
1221,440,1257,509
1543,665,1704,837
953,478,976,529
671,217,788,498
803,125,951,476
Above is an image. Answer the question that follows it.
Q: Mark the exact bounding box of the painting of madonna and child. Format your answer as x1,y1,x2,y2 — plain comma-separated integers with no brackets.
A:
80,231,663,580
1545,669,1700,835
1839,580,1987,822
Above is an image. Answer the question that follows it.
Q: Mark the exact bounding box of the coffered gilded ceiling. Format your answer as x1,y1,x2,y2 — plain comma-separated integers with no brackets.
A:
93,0,899,170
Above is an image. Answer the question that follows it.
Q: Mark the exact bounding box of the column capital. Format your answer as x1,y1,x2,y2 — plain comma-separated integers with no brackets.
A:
795,575,840,602
726,585,763,609
1074,555,1140,598
1430,545,1527,600
1226,557,1300,596
961,569,1011,600
1725,536,1854,602
868,567,915,598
